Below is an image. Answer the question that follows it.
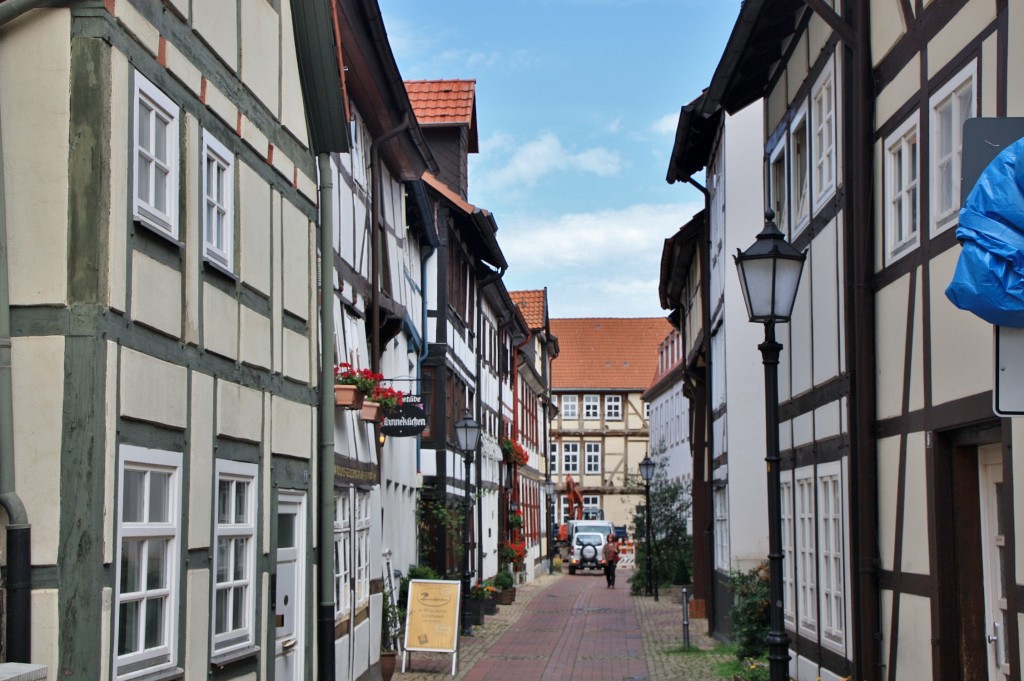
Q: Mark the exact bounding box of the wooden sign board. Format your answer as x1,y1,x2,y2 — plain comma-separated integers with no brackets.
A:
401,579,461,675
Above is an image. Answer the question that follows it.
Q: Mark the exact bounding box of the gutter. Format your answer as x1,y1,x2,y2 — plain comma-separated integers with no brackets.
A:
0,39,33,663
0,0,50,27
317,153,337,681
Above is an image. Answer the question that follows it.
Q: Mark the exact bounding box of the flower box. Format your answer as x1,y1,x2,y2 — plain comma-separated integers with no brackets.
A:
334,384,364,409
361,400,383,422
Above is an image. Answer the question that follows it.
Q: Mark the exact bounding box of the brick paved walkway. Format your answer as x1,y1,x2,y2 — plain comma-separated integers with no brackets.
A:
396,569,729,681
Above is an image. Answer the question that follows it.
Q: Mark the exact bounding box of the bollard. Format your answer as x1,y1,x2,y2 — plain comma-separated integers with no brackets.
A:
681,586,691,649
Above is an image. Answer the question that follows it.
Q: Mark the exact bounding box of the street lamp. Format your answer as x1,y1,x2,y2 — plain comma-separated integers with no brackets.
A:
543,479,555,574
734,209,806,681
455,409,482,636
638,454,657,601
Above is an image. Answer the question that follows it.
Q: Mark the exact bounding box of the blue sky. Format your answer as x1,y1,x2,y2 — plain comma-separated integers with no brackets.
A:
377,0,743,318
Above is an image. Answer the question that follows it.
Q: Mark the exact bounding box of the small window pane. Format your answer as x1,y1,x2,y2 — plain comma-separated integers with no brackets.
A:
234,482,248,524
233,538,247,580
121,539,142,593
149,472,169,523
215,589,228,634
217,538,230,582
218,480,231,524
147,540,166,590
144,596,165,649
119,601,140,655
232,586,246,629
278,513,296,549
123,470,146,522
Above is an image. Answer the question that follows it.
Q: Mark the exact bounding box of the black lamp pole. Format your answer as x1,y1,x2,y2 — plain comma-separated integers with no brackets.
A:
544,479,555,574
455,410,481,637
734,210,806,681
639,454,657,601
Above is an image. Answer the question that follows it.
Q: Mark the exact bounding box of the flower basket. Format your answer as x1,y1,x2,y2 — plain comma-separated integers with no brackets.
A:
495,588,514,605
334,363,383,398
371,385,404,413
334,384,364,409
361,400,383,422
500,438,529,467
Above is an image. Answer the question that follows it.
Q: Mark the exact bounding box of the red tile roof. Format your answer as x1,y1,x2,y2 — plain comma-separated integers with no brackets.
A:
405,79,476,126
510,290,546,330
551,318,672,390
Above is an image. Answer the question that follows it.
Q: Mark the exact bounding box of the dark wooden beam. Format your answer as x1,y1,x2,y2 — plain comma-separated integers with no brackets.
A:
802,0,856,46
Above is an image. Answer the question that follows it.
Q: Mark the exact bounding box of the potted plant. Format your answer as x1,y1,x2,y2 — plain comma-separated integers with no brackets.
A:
467,582,487,625
334,363,381,409
494,568,515,604
507,510,524,531
380,580,402,681
500,437,529,467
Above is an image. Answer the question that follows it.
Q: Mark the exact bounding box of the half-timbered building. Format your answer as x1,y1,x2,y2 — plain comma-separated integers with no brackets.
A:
549,318,669,530
663,1,1024,679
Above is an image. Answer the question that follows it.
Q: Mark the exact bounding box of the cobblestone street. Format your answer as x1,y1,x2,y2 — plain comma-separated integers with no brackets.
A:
397,570,730,681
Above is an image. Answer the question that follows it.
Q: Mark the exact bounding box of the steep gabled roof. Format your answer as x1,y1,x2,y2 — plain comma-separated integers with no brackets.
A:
550,318,672,391
510,290,546,331
406,79,479,152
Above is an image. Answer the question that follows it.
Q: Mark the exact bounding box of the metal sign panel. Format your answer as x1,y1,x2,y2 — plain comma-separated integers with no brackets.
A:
960,119,1024,416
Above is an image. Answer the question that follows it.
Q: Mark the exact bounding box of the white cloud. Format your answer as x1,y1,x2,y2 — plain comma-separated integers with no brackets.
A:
652,112,679,136
496,201,705,317
480,132,622,189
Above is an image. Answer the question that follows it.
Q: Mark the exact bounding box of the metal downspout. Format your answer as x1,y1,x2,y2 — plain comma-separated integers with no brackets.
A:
475,267,505,581
317,153,337,681
0,0,49,26
844,0,880,677
688,177,715,619
369,114,411,375
0,65,32,664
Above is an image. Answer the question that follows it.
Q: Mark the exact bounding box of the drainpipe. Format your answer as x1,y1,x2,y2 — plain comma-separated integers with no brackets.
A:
0,67,32,664
369,114,411,375
687,177,715,617
410,180,436,474
317,153,336,681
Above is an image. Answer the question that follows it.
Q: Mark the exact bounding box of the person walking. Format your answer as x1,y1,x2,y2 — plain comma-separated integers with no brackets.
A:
603,533,620,588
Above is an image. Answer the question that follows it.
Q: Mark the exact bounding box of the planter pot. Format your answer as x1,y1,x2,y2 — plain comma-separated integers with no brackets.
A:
483,596,498,615
380,650,398,681
334,384,364,409
360,400,382,422
494,588,514,605
508,586,517,603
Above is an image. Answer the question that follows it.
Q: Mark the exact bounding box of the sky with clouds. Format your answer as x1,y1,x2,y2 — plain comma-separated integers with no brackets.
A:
377,0,743,318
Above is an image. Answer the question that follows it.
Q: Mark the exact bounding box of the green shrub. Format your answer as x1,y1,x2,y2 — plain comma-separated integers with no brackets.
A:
398,564,441,609
493,569,514,590
729,562,770,660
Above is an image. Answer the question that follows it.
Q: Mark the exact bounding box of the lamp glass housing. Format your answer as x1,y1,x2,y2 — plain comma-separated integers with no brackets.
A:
454,410,481,452
543,480,555,496
638,455,655,482
734,211,806,324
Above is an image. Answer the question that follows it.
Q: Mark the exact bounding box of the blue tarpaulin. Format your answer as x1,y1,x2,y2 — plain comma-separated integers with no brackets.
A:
946,136,1024,327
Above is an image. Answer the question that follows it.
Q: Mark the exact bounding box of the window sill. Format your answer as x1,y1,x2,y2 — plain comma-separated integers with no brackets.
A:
203,257,238,282
134,217,183,250
210,645,259,669
121,666,184,681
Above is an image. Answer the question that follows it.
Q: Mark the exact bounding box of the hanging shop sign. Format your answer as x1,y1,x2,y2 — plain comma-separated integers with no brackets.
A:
381,394,427,437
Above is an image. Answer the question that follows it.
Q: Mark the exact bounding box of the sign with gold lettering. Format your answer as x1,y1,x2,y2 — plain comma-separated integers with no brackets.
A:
402,579,461,674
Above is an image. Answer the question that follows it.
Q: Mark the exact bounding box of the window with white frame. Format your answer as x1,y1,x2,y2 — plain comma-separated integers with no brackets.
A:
559,496,569,522
133,73,179,238
713,485,730,572
931,63,975,234
796,470,817,635
355,491,371,608
769,142,788,230
583,395,600,420
818,466,845,649
811,65,836,208
212,460,257,654
202,132,234,270
585,442,601,474
605,395,622,421
114,445,182,680
549,442,558,474
563,442,579,474
885,115,920,264
791,109,810,234
561,395,578,419
582,495,600,511
780,472,796,628
644,402,650,420
334,491,351,619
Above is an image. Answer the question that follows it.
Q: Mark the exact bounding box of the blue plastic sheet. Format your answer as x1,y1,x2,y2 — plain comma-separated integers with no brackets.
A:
945,137,1024,327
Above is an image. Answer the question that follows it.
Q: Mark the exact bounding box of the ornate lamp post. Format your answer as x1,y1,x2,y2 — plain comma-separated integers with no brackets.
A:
638,454,657,601
455,410,482,636
734,209,806,681
543,479,555,574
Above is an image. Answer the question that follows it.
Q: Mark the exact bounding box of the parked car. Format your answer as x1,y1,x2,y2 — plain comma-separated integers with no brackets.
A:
568,531,607,575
